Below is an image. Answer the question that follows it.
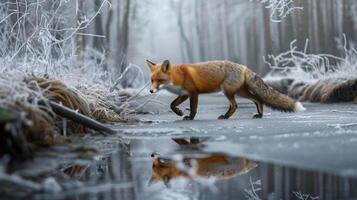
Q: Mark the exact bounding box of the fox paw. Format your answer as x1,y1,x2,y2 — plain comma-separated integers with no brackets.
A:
183,116,193,120
218,115,228,119
172,109,183,116
252,113,263,119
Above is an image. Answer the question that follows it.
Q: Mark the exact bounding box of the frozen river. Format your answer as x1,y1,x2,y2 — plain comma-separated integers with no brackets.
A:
123,94,357,178
4,94,357,200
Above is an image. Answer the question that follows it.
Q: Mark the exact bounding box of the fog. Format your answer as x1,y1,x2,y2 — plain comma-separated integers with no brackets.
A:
2,0,356,81
91,0,357,75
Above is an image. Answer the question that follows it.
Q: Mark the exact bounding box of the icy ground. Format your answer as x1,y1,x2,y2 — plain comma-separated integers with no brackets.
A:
4,93,357,200
121,93,357,178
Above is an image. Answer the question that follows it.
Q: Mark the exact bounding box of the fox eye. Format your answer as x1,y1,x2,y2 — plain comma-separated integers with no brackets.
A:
151,79,153,83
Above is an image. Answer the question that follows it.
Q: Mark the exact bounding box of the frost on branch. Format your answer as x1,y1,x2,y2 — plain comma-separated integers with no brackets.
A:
245,177,262,200
255,0,303,22
293,191,319,200
0,0,140,149
264,36,357,81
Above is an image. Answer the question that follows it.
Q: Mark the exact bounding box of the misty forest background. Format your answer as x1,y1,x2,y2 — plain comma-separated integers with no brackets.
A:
1,0,357,88
1,0,357,198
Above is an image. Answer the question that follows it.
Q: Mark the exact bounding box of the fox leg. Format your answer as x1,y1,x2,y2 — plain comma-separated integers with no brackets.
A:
170,95,188,116
253,102,264,118
183,93,198,120
238,89,264,118
172,137,200,145
218,93,237,119
190,137,200,144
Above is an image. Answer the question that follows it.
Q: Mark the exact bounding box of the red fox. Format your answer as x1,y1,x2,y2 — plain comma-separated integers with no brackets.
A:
146,60,305,120
148,138,256,187
149,153,257,187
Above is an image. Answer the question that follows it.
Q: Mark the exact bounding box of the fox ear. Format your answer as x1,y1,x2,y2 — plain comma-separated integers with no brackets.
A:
146,60,156,71
161,60,171,73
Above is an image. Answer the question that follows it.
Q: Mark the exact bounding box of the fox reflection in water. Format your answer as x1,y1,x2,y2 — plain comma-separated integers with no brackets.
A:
148,137,257,187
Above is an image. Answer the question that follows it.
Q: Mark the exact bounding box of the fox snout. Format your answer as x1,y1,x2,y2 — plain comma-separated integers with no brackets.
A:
150,89,157,93
150,81,160,93
150,88,158,93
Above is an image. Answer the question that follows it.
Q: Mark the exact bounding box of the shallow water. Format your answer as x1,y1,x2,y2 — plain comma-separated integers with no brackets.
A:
28,137,357,200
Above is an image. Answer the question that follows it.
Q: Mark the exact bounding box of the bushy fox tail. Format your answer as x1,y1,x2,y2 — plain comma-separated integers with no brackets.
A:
245,72,306,112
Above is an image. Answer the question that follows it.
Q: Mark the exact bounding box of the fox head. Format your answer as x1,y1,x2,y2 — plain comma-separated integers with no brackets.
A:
148,155,184,187
146,59,171,93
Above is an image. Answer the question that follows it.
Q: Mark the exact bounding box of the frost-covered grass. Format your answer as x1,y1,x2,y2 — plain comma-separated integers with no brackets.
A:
0,0,146,114
0,0,146,147
264,36,357,82
0,0,114,90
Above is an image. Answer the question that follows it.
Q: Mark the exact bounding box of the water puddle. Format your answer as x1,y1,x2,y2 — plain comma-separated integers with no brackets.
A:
2,136,357,200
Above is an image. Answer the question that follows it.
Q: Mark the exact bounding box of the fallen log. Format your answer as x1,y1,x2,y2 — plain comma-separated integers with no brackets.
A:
48,101,115,134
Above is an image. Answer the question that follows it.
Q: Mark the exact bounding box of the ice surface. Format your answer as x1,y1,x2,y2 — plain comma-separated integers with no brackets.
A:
118,94,357,178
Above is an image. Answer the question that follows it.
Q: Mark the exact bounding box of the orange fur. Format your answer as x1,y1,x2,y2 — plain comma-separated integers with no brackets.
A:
149,154,257,186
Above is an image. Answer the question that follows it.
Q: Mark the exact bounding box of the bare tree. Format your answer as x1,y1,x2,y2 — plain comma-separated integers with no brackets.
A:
173,0,194,63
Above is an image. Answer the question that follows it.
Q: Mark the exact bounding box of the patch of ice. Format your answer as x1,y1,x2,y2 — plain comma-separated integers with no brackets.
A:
328,122,357,129
188,127,208,134
292,143,300,148
121,128,185,135
42,177,62,193
274,133,300,138
248,135,263,140
214,135,227,141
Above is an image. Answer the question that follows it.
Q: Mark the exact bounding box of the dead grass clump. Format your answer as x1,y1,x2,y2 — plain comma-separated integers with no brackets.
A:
0,74,125,150
80,88,124,123
15,102,57,147
24,76,94,134
24,77,91,116
0,74,56,147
